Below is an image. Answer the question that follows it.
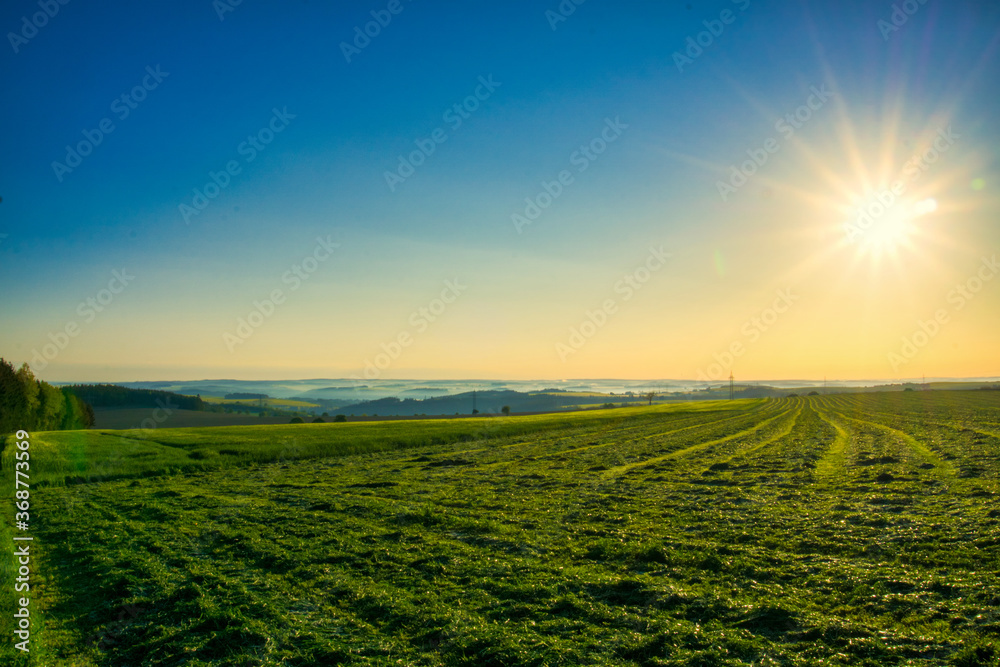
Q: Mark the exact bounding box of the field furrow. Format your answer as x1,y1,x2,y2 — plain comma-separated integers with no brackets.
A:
813,399,1000,483
600,404,795,479
829,410,955,478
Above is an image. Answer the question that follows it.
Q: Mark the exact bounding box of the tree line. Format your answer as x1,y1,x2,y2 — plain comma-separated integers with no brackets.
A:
0,359,95,434
67,384,205,410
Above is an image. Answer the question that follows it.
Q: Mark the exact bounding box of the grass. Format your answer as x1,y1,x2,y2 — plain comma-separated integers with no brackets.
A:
200,396,320,409
2,401,751,488
91,407,301,430
531,391,618,397
2,393,998,665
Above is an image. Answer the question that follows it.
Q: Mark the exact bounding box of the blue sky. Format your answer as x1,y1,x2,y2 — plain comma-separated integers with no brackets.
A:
2,0,999,381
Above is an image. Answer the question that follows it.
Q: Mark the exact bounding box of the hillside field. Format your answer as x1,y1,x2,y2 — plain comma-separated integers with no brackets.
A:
2,393,999,665
91,408,300,430
200,397,321,409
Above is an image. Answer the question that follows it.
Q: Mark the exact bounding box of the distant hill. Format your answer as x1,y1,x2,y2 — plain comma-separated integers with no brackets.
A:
67,384,205,410
97,377,1000,406
335,389,639,416
335,381,1000,416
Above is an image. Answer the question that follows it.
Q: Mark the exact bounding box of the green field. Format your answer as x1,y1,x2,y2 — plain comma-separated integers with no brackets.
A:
2,393,999,665
200,396,321,409
90,407,302,430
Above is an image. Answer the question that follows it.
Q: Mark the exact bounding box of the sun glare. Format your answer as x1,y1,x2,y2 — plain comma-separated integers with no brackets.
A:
860,205,911,253
849,195,938,256
913,197,939,216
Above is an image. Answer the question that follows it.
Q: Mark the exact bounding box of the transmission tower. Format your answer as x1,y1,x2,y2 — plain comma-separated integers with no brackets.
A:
729,371,734,400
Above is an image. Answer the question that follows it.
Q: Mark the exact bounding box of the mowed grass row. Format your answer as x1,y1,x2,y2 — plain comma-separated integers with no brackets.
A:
0,400,759,488
449,399,785,474
819,393,1000,483
5,393,1000,666
826,390,1000,431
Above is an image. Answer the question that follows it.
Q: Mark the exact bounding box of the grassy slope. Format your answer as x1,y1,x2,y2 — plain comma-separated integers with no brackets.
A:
4,401,752,488
91,408,300,430
200,397,320,409
4,394,1000,665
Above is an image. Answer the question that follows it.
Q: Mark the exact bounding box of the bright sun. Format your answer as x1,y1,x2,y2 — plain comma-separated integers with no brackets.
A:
686,67,989,293
849,196,938,256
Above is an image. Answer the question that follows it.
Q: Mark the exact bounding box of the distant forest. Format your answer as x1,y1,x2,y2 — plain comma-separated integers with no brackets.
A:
67,384,205,410
0,359,94,434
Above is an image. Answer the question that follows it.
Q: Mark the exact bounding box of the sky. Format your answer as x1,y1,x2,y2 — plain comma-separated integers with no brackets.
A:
1,0,999,383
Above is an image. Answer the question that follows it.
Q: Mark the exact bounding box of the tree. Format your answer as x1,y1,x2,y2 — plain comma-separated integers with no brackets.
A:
66,384,203,410
60,388,93,430
312,417,325,423
16,364,39,430
501,405,511,416
334,415,347,422
644,391,656,405
37,382,66,430
81,400,95,428
0,360,98,432
0,359,27,434
289,416,304,423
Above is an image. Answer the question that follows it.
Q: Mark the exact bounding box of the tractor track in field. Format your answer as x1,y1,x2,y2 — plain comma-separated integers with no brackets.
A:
812,404,853,483
687,402,805,479
910,421,1000,441
815,407,957,480
818,402,1000,445
93,430,205,452
447,409,746,462
813,401,1000,483
305,406,796,536
816,397,1000,450
527,408,765,462
445,401,771,461
843,412,1000,446
599,404,797,480
471,403,780,471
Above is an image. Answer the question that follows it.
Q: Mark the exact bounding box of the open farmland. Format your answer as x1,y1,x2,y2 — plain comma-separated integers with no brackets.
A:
2,393,999,665
200,397,321,409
